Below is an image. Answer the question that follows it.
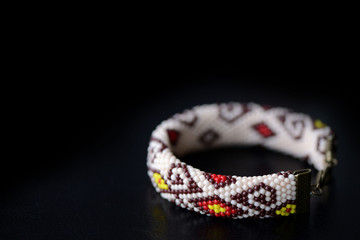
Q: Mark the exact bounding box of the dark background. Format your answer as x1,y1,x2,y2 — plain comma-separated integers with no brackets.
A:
2,56,359,239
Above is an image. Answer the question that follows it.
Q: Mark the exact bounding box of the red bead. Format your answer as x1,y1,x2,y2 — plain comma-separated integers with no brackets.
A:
220,212,225,217
198,202,202,207
226,211,231,216
211,174,217,179
225,206,231,211
208,200,213,205
231,209,236,214
214,177,220,183
214,199,219,204
209,209,214,214
215,213,220,217
202,201,207,206
220,203,225,208
203,206,208,210
286,208,291,212
220,175,227,182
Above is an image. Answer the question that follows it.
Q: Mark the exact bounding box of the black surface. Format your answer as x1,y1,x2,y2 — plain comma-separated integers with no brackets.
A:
2,62,360,239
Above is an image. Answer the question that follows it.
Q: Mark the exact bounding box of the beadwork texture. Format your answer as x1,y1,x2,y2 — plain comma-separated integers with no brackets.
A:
147,103,332,218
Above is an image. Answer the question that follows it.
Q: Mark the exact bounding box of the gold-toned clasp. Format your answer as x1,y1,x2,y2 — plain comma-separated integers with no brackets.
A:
311,136,337,196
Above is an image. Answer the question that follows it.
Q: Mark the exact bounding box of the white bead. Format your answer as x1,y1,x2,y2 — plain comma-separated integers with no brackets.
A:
225,192,230,197
279,175,284,180
225,186,230,191
270,204,276,209
247,182,254,188
276,201,282,206
291,186,296,191
281,188,286,193
265,197,271,202
231,190,236,195
249,212,254,217
286,184,291,189
287,190,292,195
265,206,271,211
231,200,237,205
260,204,265,209
180,173,185,179
280,182,285,187
281,198,287,203
172,168,177,174
242,206,248,211
236,187,242,193
254,191,260,197
237,204,242,208
270,182,275,188
254,202,260,207
289,174,295,180
286,195,291,200
264,179,269,185
231,184,236,189
259,189,265,194
281,193,287,198
284,178,290,183
193,176,199,182
248,199,254,204
199,175,205,181
291,181,296,186
214,190,219,195
248,194,254,199
177,168,183,174
225,197,231,202
274,179,280,184
265,191,271,197
203,181,209,186
220,194,225,198
275,185,281,190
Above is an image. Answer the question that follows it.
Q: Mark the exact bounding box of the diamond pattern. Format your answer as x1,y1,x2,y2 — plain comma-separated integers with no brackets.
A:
253,122,275,138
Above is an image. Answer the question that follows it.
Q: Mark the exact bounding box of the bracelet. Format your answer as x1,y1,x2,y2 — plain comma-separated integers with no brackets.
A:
147,103,337,219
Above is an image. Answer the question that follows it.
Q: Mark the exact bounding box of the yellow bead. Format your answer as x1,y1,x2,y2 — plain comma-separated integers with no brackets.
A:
281,212,285,216
315,119,326,128
214,209,220,213
292,205,296,210
276,210,281,215
214,205,220,210
209,205,214,210
286,204,291,209
281,207,286,212
220,208,226,213
291,209,295,214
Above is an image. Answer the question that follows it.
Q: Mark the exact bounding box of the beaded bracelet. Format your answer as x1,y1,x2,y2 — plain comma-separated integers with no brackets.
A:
147,103,337,219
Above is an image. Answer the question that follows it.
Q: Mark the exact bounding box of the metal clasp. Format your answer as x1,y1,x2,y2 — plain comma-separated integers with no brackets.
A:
311,136,338,196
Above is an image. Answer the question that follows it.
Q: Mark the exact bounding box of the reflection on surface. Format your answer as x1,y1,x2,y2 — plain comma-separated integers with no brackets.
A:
145,147,335,240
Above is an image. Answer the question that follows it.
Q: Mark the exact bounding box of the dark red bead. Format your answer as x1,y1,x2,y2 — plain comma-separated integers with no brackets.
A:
248,188,254,193
254,186,260,191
